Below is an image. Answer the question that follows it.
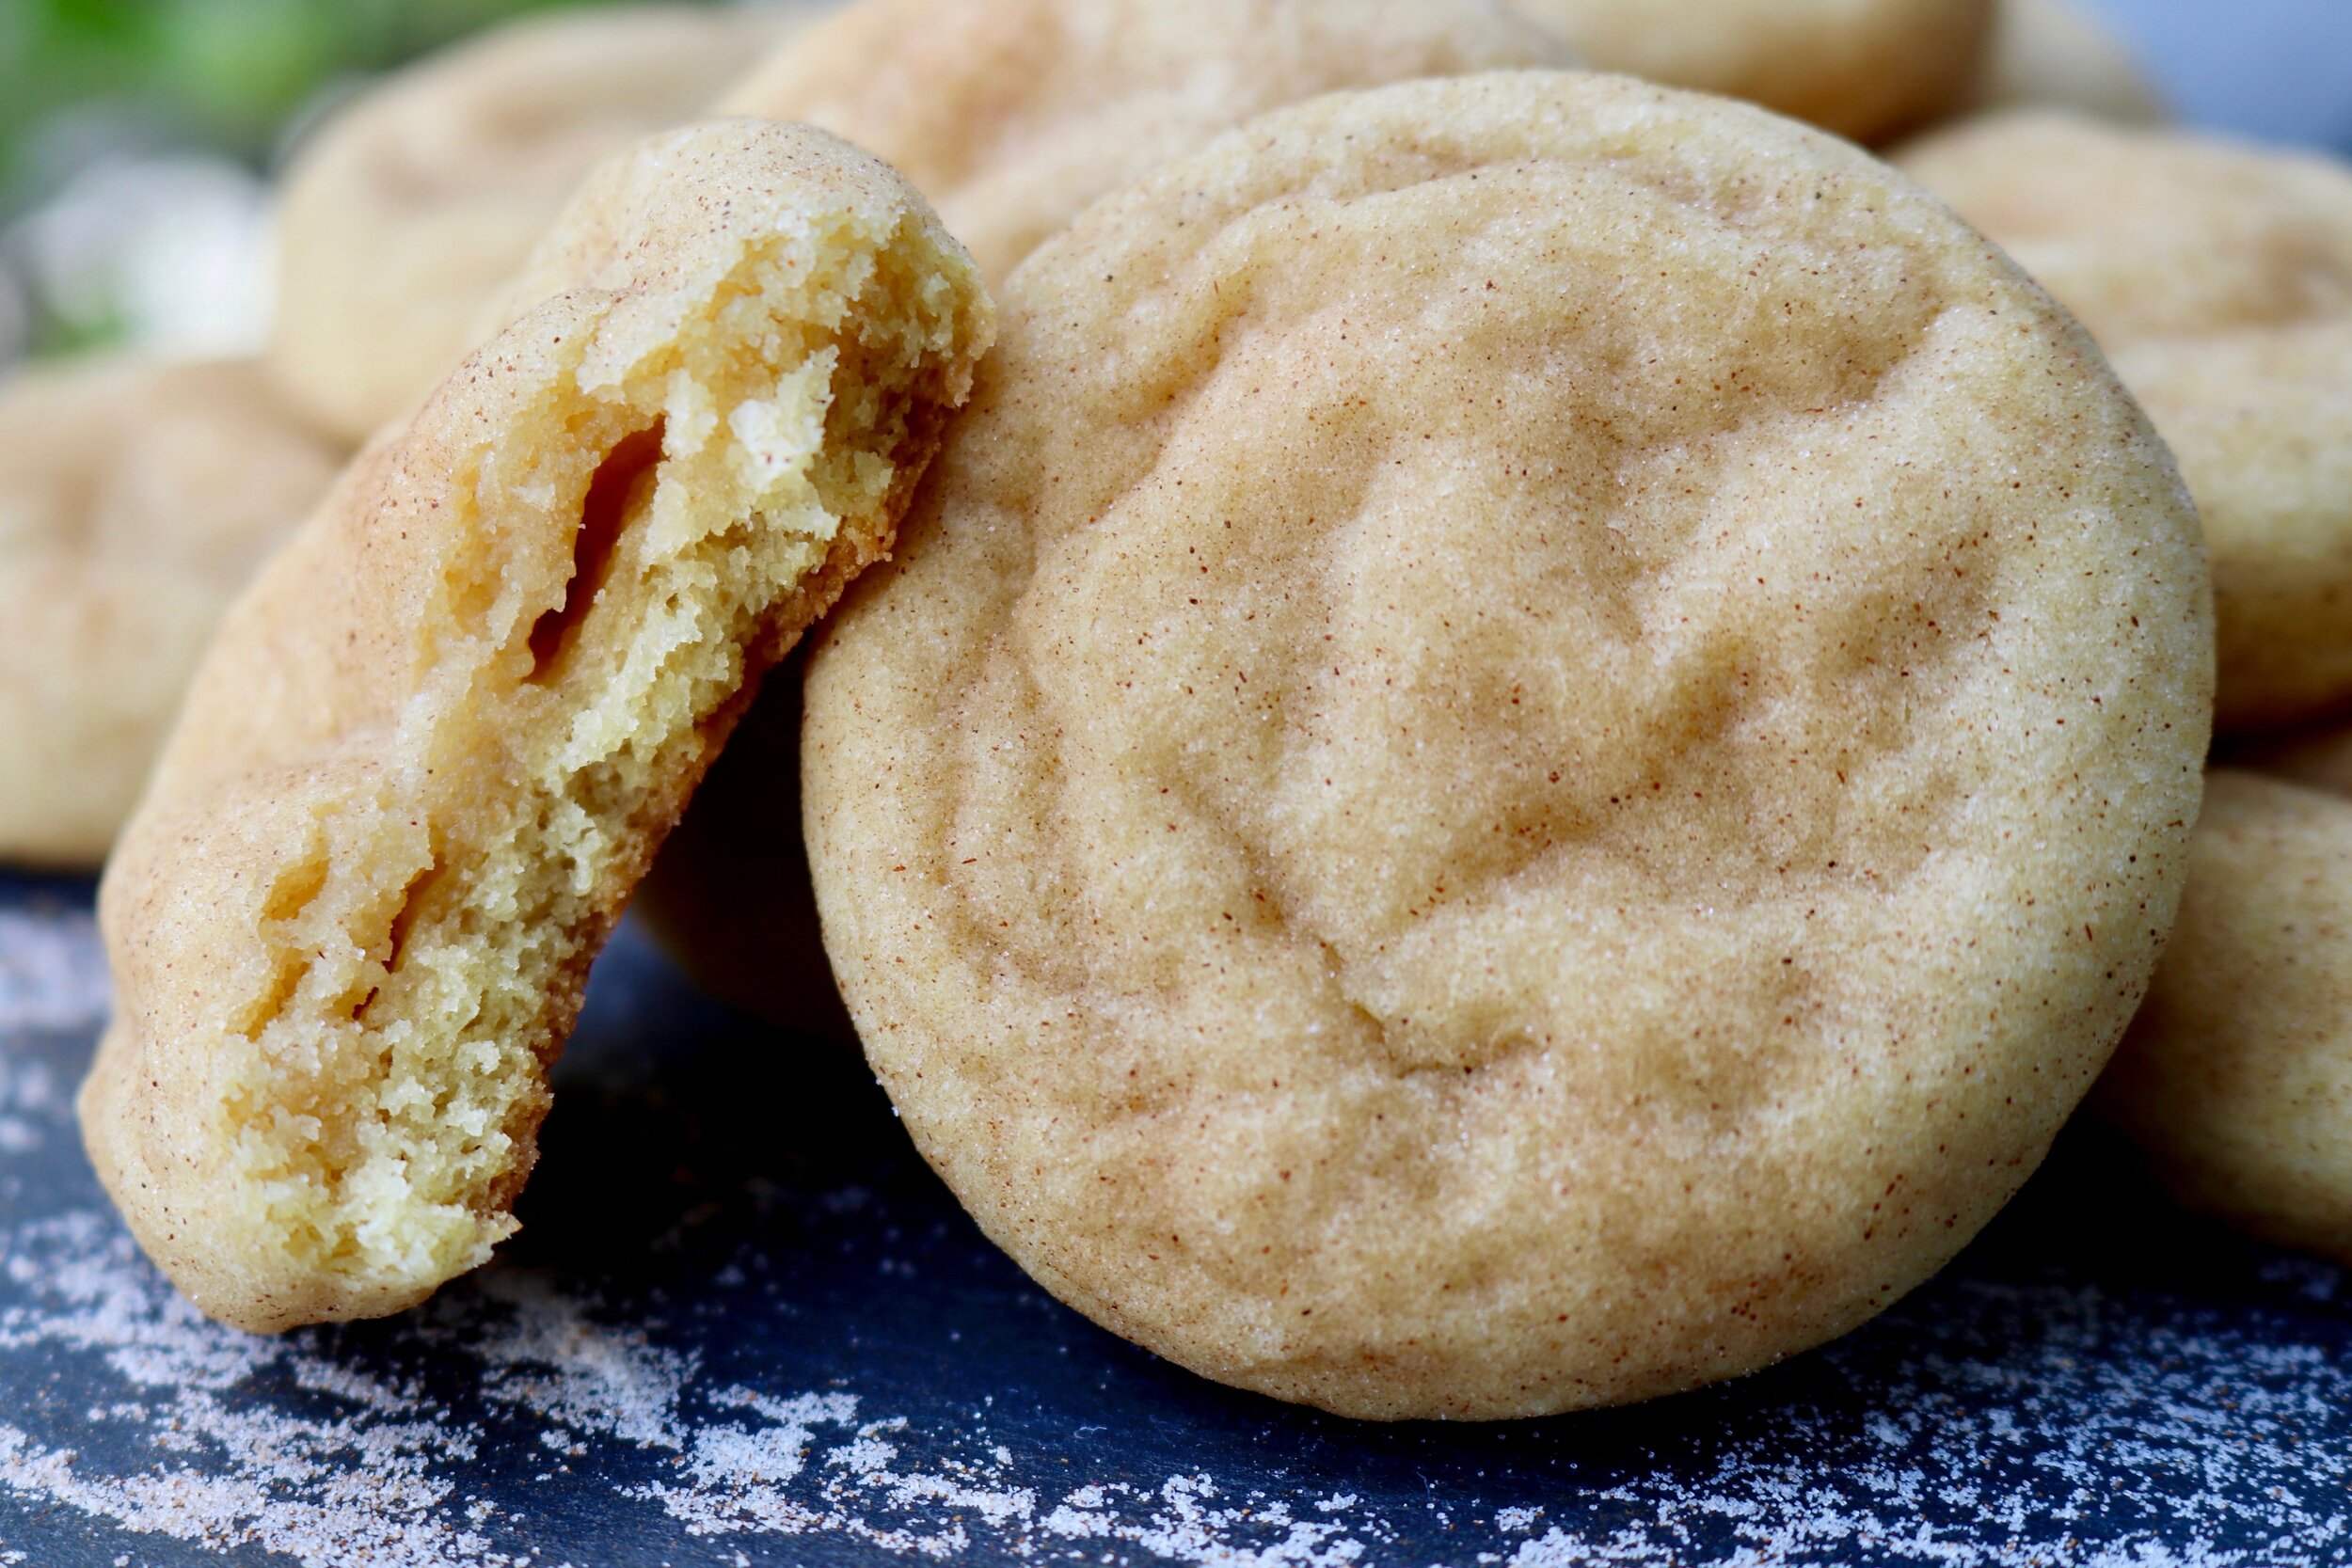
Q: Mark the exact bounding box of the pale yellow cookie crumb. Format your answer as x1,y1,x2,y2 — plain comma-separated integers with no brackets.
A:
82,120,992,1333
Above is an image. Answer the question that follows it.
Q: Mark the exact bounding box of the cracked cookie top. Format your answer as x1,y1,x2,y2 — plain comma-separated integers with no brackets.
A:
803,73,2214,1420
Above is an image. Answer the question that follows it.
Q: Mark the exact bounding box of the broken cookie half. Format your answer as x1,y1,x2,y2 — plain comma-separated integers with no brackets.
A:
79,119,993,1333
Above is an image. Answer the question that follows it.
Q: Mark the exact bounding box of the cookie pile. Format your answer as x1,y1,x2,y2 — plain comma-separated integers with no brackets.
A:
0,0,2332,1420
1893,109,2352,1273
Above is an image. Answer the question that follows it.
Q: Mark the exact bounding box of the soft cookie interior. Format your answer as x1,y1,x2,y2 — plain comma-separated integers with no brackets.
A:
304,240,948,1284
85,121,990,1331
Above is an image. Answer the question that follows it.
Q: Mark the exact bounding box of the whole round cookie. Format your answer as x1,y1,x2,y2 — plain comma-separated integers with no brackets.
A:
270,4,817,444
1971,0,2164,122
1898,112,2352,734
2096,772,2352,1264
0,356,343,868
84,120,992,1334
1504,0,1993,143
803,72,2215,1419
715,0,1571,282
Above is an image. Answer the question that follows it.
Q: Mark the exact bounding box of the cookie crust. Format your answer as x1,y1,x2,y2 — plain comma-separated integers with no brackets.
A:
803,73,2213,1418
0,357,342,868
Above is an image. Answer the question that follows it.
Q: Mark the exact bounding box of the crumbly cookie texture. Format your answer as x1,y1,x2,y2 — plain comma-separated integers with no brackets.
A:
1505,0,1993,143
715,0,1571,282
81,119,992,1335
0,357,343,868
1970,0,2164,122
803,73,2214,1420
1899,112,2352,733
2097,772,2352,1265
269,4,818,444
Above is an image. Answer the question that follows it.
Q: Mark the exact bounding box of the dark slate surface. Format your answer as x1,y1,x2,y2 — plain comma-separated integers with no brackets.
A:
5,10,2352,1564
0,870,2347,1567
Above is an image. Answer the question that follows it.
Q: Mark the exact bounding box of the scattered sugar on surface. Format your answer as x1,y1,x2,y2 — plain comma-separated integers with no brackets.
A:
2,1206,2345,1568
0,1213,1397,1565
464,1272,694,1451
1,907,2347,1566
0,908,108,1034
0,1047,56,1156
0,1217,498,1567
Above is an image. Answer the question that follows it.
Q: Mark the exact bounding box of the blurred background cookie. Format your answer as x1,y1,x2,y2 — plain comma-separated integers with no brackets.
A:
1504,0,1994,142
1972,0,2166,121
715,0,1572,282
2,2,2344,383
2095,771,2352,1265
267,5,816,445
1899,111,2352,735
0,355,342,868
803,71,2212,1420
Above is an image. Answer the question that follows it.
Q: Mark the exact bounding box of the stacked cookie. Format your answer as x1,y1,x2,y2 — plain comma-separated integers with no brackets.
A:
1891,109,2352,1270
0,358,343,867
2,0,2332,1420
793,72,2211,1418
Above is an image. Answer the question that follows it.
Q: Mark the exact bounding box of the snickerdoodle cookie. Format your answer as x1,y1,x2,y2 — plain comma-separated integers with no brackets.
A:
2096,772,2352,1264
1972,0,2163,122
1899,112,2352,733
1506,0,1993,142
716,0,1571,281
802,73,2214,1419
0,356,342,868
82,120,991,1334
270,5,815,444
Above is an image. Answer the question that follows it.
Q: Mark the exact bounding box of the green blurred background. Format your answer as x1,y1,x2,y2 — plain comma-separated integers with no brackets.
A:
0,0,603,187
0,0,646,360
